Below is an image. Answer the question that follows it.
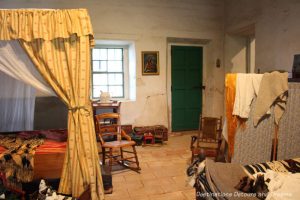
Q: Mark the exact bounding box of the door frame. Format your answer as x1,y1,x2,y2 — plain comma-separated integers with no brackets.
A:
167,43,207,132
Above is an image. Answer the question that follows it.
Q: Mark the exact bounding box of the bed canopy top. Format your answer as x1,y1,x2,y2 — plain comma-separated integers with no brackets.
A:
0,9,104,200
0,9,94,43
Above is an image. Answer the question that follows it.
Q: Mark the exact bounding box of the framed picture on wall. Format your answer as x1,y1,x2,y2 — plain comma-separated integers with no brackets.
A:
142,51,159,75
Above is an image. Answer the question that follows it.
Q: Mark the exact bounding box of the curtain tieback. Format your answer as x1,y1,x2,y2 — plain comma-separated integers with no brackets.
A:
68,106,90,116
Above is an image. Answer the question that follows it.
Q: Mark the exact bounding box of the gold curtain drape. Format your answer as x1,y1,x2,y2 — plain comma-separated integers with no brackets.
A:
20,35,104,199
0,9,104,199
0,9,94,45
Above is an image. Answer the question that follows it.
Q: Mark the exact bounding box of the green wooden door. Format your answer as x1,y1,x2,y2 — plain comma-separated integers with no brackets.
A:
171,46,203,131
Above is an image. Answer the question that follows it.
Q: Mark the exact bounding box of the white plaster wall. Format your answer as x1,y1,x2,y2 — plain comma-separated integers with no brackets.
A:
255,0,300,72
200,39,225,119
224,0,261,33
224,35,247,74
0,0,224,129
250,38,256,73
225,0,300,73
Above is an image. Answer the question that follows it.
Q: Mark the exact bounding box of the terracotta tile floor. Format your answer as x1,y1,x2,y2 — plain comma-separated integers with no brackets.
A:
105,131,197,200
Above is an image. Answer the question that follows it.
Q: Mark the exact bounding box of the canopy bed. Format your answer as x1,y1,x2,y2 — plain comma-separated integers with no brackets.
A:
0,9,104,199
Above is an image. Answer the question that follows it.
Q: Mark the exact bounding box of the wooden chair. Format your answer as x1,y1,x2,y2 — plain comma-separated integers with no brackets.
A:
190,115,223,163
94,113,141,173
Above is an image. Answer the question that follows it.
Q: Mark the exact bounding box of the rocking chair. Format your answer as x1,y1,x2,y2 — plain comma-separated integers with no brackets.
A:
190,115,223,163
94,113,141,173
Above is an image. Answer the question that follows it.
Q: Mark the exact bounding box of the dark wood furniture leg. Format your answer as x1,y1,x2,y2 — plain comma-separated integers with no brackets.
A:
109,148,113,172
102,147,106,165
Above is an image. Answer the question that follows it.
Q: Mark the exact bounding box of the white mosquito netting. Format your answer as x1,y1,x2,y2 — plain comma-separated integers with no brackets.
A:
0,40,55,132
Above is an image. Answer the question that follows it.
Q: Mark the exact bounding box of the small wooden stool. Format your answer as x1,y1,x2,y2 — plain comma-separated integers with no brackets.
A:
143,133,154,144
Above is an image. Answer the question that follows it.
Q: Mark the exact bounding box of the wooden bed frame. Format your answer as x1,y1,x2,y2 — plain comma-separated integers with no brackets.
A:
0,139,66,199
0,144,66,180
33,152,65,179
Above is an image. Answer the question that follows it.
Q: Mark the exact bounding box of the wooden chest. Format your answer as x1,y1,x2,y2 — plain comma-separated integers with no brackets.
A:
121,125,133,135
133,125,168,141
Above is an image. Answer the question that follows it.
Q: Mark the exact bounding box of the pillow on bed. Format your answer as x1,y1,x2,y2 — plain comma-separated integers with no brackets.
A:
18,129,68,142
39,129,68,142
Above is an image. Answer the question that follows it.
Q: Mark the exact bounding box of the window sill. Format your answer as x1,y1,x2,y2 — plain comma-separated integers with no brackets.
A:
91,98,135,103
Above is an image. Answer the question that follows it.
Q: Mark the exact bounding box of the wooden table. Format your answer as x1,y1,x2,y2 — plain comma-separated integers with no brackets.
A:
92,101,121,115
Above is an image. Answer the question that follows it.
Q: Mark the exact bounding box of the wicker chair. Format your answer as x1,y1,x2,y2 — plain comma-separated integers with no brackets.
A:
190,115,222,163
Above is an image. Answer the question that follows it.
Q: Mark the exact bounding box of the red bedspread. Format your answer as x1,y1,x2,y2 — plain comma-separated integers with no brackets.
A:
0,140,66,154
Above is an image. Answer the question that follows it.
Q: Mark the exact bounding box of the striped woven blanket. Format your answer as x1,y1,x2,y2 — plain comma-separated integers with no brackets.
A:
188,158,300,200
188,159,256,200
243,158,300,176
0,135,44,183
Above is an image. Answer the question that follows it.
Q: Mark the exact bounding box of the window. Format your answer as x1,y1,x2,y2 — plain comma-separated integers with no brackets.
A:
92,47,124,99
91,40,136,101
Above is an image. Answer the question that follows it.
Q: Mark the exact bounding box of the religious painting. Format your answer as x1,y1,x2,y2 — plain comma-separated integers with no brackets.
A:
142,51,159,75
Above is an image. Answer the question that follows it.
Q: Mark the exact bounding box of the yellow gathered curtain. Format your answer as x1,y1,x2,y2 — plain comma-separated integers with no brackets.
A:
0,9,94,45
0,9,104,199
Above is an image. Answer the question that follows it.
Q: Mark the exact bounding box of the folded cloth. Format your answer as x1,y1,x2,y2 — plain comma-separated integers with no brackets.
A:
263,170,300,200
233,73,263,118
253,72,288,126
18,129,67,142
205,159,257,200
186,158,206,187
30,179,75,200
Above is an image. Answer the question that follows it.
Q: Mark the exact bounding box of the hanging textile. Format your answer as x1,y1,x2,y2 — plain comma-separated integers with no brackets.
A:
233,73,263,118
232,98,274,165
21,35,103,199
0,40,54,96
0,72,35,131
225,74,238,160
253,71,288,126
0,9,103,199
278,83,300,160
0,40,53,131
0,9,94,45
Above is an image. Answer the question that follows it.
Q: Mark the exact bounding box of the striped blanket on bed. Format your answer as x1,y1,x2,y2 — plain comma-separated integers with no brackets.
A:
188,159,256,200
188,158,300,200
0,135,44,183
187,160,219,200
243,158,300,176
